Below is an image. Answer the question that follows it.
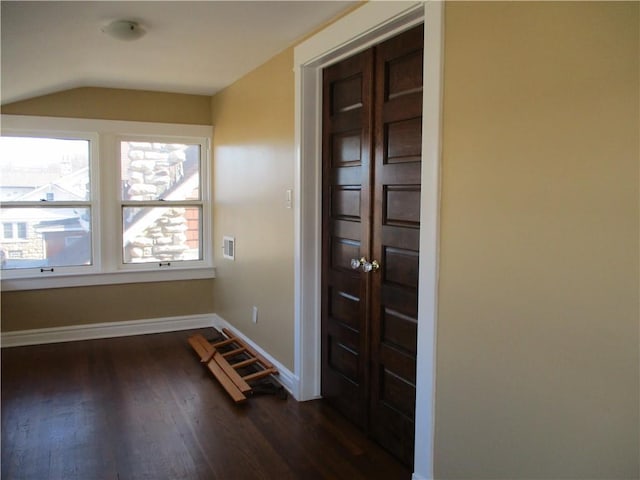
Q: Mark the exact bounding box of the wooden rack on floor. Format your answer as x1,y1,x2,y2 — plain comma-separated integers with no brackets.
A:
188,328,279,403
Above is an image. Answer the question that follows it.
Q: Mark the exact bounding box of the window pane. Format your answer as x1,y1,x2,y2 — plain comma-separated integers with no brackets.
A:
0,137,90,202
0,208,92,270
120,142,200,201
17,222,27,239
123,207,200,264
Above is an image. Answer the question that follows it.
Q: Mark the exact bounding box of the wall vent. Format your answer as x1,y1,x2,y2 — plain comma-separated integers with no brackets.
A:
223,236,235,260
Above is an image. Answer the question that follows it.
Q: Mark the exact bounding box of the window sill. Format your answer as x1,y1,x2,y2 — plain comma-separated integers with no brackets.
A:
0,267,216,292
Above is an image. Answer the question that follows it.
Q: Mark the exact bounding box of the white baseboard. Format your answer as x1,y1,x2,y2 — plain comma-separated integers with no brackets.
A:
412,473,430,480
212,314,299,399
2,312,299,400
1,313,215,348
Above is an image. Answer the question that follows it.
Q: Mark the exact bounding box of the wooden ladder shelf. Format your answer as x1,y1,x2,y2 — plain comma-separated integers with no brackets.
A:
188,329,279,403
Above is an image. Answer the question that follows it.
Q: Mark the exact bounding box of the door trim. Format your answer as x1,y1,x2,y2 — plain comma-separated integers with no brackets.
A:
293,2,443,478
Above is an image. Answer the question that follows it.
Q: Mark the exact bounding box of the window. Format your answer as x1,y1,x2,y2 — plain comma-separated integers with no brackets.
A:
119,139,203,265
16,222,27,239
2,222,32,240
0,115,213,290
0,136,93,270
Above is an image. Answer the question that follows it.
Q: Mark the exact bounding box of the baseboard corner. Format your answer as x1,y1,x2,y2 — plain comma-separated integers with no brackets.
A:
211,313,299,399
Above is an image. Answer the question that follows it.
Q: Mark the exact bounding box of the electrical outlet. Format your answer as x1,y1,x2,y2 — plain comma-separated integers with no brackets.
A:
252,306,258,324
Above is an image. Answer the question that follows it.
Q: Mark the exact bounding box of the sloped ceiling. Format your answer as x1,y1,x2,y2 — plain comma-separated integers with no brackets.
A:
1,1,357,104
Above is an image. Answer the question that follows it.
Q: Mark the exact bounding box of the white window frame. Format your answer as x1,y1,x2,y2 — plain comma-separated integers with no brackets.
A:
1,115,215,291
113,134,210,271
0,128,100,277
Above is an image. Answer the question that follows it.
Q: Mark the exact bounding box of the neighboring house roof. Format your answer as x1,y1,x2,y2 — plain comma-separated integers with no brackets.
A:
1,166,89,201
0,207,85,223
0,186,33,202
34,215,89,233
14,183,85,202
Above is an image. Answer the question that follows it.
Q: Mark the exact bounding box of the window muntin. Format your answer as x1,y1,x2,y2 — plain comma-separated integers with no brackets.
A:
0,136,93,271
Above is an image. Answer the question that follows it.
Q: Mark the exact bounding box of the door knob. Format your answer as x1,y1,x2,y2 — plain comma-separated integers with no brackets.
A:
350,257,380,273
362,260,380,273
351,257,366,270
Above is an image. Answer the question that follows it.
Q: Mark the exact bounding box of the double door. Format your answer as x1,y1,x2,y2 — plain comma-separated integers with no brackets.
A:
320,25,424,467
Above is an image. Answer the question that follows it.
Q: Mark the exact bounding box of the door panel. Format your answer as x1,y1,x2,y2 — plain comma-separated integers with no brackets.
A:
321,49,373,431
331,187,361,219
386,117,423,163
383,247,419,289
332,132,362,165
321,24,423,467
381,307,418,354
370,24,423,466
384,186,421,225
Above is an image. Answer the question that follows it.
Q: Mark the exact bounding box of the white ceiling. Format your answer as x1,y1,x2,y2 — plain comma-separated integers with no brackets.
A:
0,1,356,104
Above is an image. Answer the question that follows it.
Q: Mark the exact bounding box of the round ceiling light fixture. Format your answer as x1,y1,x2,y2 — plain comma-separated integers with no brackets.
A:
102,20,146,41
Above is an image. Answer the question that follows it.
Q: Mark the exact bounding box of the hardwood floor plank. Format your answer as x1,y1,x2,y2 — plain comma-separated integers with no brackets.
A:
2,329,411,480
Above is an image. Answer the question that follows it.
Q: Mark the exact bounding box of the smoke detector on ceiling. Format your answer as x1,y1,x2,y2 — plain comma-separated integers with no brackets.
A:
101,20,146,41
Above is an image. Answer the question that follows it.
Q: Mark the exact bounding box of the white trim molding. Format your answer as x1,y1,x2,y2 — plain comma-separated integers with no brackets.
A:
412,474,430,480
211,314,297,397
0,115,214,292
1,313,215,348
293,0,425,402
413,2,444,479
293,2,443,478
1,267,216,292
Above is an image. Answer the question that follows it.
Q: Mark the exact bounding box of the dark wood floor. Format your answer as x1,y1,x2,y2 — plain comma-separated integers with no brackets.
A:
1,328,411,480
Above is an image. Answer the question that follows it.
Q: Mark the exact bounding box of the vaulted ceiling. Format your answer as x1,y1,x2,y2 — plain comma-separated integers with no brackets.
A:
1,1,356,104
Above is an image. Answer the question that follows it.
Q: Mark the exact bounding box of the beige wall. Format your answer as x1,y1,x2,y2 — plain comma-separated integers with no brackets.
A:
1,2,638,477
1,87,215,331
210,48,295,370
1,280,214,331
206,2,638,476
435,2,639,478
1,87,211,124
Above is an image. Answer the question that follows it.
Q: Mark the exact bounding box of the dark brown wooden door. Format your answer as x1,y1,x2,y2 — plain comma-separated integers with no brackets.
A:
321,25,423,467
321,47,374,431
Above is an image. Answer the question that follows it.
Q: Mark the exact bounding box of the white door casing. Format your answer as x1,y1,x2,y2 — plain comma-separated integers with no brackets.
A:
293,2,444,478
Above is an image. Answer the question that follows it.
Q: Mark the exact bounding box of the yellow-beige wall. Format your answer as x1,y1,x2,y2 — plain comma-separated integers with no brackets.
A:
435,2,638,478
210,48,295,370
208,1,638,477
2,280,214,331
1,2,638,478
1,87,212,124
1,88,215,331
